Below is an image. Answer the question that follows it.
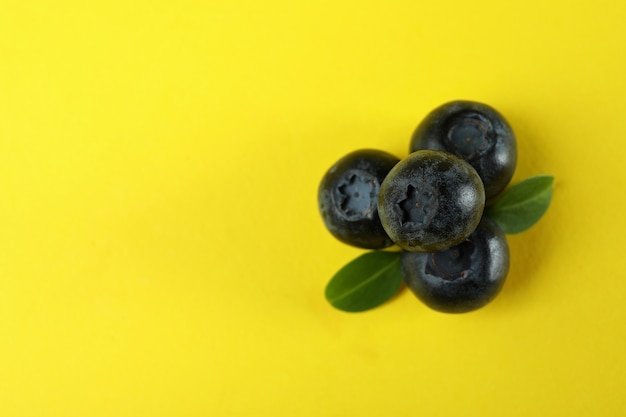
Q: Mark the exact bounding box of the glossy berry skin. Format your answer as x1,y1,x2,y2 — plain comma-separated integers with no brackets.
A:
378,150,485,252
410,100,517,202
401,218,509,313
318,149,400,249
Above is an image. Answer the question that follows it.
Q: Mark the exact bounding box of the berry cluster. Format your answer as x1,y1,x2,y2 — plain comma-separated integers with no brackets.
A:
319,100,519,313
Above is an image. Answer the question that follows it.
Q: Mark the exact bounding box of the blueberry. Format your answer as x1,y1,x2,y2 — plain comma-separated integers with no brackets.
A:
318,149,400,249
410,100,517,202
378,150,485,252
401,218,510,313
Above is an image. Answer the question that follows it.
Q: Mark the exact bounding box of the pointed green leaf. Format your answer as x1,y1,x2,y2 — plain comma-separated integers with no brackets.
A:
486,175,554,234
325,251,403,312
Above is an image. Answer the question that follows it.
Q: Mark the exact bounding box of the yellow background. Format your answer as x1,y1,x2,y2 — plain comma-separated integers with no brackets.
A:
1,0,625,416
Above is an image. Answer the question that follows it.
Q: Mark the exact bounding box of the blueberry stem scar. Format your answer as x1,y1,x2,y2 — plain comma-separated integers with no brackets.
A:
397,183,437,229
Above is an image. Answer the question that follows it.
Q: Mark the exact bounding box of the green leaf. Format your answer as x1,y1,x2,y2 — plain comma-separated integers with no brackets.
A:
325,251,403,312
486,175,554,234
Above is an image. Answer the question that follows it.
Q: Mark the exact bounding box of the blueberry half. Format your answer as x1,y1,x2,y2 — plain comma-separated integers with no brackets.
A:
378,150,485,252
401,218,510,313
318,149,400,249
410,100,517,202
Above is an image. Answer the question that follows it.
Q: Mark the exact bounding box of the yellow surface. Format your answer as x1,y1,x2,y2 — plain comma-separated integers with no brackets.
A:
1,1,625,416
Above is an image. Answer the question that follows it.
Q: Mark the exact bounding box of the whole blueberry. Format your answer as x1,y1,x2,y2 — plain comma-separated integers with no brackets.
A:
318,149,400,249
401,218,510,313
410,100,517,202
378,150,485,252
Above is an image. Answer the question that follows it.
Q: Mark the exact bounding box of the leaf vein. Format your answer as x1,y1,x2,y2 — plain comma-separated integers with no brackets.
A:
329,258,400,303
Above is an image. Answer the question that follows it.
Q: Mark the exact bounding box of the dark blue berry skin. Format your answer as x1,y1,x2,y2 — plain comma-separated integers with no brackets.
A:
378,150,485,252
401,218,510,313
410,100,517,202
318,149,400,249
